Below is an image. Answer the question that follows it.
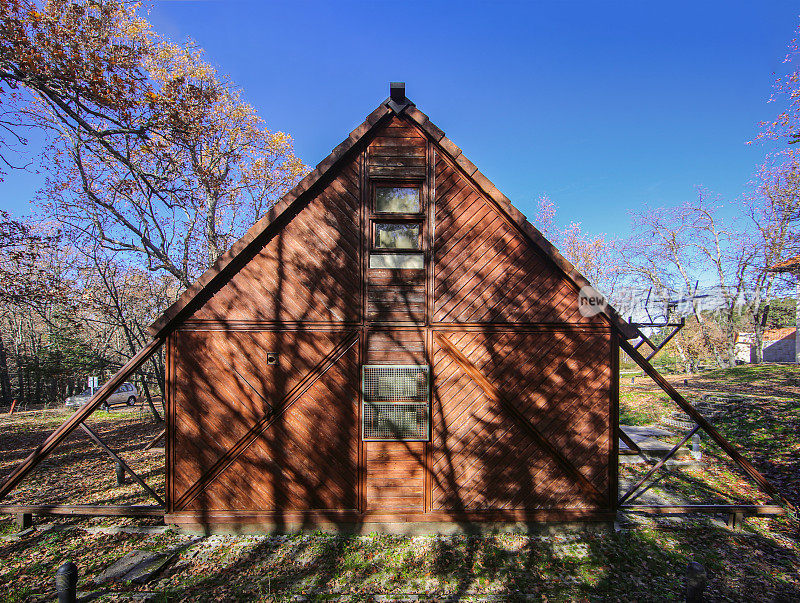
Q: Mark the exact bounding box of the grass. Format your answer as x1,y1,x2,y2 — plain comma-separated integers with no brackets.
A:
699,363,800,385
618,363,800,510
0,364,798,600
618,389,675,426
1,519,798,601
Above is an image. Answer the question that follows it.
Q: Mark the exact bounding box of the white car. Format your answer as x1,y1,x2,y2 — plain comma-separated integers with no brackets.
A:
64,382,140,409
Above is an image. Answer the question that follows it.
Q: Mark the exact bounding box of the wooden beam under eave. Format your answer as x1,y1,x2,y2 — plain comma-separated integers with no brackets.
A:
0,337,165,501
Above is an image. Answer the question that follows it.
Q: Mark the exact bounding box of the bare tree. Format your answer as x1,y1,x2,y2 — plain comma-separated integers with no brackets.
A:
621,184,799,369
533,195,623,297
746,152,800,360
79,246,177,421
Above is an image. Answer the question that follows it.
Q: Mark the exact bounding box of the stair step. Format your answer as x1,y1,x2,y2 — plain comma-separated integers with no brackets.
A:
661,417,696,431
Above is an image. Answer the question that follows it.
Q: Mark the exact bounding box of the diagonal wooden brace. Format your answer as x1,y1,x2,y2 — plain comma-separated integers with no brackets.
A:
0,337,165,501
142,429,166,451
631,325,657,351
645,318,685,362
618,425,700,505
618,427,642,454
435,333,607,507
79,423,165,507
620,338,793,510
618,427,654,465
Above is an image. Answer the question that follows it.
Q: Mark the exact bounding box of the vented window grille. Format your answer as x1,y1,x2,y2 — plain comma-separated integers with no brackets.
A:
362,365,429,440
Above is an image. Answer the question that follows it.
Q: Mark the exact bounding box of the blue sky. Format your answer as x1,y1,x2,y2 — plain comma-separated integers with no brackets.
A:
2,0,798,239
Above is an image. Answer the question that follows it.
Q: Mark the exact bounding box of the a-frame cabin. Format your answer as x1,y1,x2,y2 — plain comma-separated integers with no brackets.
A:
148,83,638,529
0,85,787,529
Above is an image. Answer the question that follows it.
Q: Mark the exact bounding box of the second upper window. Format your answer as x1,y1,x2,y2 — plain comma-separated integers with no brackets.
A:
374,223,421,249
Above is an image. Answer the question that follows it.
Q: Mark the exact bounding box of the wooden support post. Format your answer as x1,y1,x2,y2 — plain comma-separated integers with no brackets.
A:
15,512,32,530
620,338,793,510
79,423,165,506
0,338,164,501
727,511,745,530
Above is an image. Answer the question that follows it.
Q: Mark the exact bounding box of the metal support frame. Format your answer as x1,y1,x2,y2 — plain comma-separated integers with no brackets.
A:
619,338,793,515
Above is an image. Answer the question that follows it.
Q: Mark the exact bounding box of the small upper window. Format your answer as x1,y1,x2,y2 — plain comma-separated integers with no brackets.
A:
375,187,421,213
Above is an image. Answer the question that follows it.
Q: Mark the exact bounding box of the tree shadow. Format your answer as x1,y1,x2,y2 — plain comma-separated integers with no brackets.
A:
162,110,616,537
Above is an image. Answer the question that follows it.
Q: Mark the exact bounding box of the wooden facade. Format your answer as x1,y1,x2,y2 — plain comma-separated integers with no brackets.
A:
152,86,636,528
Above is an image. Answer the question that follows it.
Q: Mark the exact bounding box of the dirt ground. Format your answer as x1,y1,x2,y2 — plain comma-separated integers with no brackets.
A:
0,366,798,601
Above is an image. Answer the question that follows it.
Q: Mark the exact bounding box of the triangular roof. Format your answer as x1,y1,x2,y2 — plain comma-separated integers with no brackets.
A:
148,91,637,339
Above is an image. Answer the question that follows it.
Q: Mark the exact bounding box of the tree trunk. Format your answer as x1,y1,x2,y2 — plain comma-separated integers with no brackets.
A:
754,330,764,364
34,362,42,406
150,349,165,399
0,336,10,407
796,279,800,364
676,341,692,374
23,366,30,408
138,373,162,423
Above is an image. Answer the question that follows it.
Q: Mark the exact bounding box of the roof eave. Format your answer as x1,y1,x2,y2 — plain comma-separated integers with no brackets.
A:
148,96,638,341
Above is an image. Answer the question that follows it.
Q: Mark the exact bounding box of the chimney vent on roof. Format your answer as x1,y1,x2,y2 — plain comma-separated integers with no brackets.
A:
390,82,405,102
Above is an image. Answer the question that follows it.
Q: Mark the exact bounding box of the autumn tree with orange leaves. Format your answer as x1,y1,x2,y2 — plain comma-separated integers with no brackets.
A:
1,0,305,288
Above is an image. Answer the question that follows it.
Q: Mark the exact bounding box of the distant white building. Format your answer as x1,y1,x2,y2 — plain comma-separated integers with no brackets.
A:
736,328,797,363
